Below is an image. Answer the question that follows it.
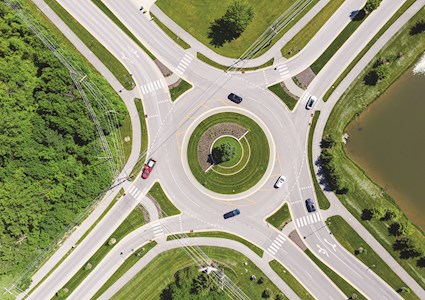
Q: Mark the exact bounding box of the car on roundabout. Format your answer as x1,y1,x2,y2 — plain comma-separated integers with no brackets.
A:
274,175,286,188
305,198,316,213
141,158,156,179
228,93,243,104
223,209,240,219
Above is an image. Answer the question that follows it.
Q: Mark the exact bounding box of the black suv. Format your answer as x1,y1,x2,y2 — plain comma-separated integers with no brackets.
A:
305,198,316,213
228,93,243,104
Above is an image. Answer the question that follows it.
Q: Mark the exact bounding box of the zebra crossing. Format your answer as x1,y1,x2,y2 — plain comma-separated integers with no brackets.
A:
128,185,143,199
295,212,322,228
151,222,164,237
175,54,193,75
276,64,290,78
267,234,286,256
140,79,166,95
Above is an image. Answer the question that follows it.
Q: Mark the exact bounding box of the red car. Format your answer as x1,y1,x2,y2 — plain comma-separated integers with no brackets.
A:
141,159,156,179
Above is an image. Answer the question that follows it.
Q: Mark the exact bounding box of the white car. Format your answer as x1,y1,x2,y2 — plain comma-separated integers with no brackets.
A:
306,96,317,110
274,176,286,188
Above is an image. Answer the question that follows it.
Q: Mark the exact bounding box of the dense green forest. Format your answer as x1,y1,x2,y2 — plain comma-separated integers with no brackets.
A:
0,1,126,287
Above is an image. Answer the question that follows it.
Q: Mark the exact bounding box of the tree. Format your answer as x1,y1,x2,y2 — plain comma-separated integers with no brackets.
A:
257,276,266,284
262,288,272,298
321,134,336,148
365,0,382,13
212,142,236,163
410,20,425,35
275,293,286,300
208,0,255,47
375,63,390,81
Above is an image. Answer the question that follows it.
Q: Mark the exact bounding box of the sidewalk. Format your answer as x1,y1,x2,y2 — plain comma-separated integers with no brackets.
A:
149,0,330,67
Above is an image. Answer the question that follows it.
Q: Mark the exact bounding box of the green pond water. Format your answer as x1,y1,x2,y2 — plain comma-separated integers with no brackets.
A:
345,68,425,230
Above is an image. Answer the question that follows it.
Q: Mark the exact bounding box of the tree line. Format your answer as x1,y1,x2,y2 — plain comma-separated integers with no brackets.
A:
0,2,126,287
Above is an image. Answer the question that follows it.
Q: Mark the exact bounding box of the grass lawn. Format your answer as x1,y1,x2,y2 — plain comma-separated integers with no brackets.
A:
169,80,192,101
281,0,344,58
310,10,367,74
120,107,132,163
268,83,298,110
112,247,282,300
148,182,180,217
156,0,317,58
308,111,330,209
323,0,417,101
197,52,274,71
90,0,156,60
212,136,243,167
53,206,145,299
269,260,314,299
151,13,190,49
43,0,135,90
327,216,418,299
188,113,269,194
266,203,291,230
129,99,149,180
92,241,158,299
305,249,366,299
323,7,425,289
167,231,264,257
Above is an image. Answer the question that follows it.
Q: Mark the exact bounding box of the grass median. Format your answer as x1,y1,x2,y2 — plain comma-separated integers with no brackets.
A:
281,0,344,58
148,182,180,217
53,206,146,299
197,52,274,71
268,83,298,110
323,7,425,290
129,98,149,180
167,231,264,257
327,216,418,299
323,0,417,101
170,79,192,101
267,203,291,230
151,12,190,49
111,247,282,300
44,0,135,89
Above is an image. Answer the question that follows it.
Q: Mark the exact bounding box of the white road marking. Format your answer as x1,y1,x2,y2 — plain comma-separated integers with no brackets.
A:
324,239,337,252
296,218,301,228
312,213,317,222
276,235,286,242
153,80,159,89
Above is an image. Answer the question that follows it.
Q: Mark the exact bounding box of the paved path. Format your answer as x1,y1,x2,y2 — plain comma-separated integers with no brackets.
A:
283,78,304,97
311,1,425,298
98,238,301,300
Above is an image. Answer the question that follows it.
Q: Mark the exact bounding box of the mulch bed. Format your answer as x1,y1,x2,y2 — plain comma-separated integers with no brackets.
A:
288,229,307,251
154,59,172,77
197,122,248,172
294,67,316,89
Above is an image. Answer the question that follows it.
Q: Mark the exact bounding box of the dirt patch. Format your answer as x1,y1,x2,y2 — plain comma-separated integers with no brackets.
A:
288,230,307,251
197,123,248,172
155,59,172,77
293,67,316,89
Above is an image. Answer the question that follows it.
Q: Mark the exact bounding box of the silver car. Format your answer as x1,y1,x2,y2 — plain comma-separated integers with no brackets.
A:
274,176,286,188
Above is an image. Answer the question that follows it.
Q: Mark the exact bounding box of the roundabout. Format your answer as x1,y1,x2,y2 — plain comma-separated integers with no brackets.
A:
186,111,270,195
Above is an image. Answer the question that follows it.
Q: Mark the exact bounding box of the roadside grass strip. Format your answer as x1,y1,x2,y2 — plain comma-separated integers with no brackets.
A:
327,216,418,299
90,0,156,60
170,79,192,102
111,247,280,300
323,0,417,101
129,98,149,180
269,260,314,299
167,231,264,257
91,241,158,299
305,249,366,300
310,9,368,74
150,12,190,49
53,207,146,299
268,83,298,111
267,203,291,230
188,113,269,194
156,0,317,58
120,107,132,162
281,0,345,58
44,0,135,89
324,7,425,289
308,111,330,209
148,182,180,217
196,52,274,71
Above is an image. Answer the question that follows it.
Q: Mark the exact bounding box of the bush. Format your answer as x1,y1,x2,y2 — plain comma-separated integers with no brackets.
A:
262,288,272,298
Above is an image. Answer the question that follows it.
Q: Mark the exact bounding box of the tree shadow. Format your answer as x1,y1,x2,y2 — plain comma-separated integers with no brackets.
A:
208,18,240,48
364,71,378,86
361,209,373,220
410,20,425,35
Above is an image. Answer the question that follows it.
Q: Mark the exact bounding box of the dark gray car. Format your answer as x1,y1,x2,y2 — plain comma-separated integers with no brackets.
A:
228,93,243,104
305,198,316,213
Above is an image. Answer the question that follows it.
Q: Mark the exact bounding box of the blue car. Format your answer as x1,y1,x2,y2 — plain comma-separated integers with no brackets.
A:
223,209,240,219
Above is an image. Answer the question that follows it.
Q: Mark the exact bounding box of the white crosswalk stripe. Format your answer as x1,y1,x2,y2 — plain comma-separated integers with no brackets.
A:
277,64,290,78
175,54,193,75
295,212,322,228
151,223,164,237
267,234,286,256
140,79,166,95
